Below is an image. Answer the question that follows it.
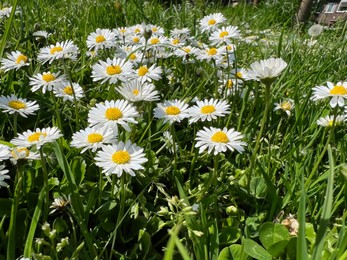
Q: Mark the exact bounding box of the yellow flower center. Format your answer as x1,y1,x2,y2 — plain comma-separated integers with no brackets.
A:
134,28,141,33
133,37,140,43
50,46,63,55
96,35,106,43
208,48,217,56
106,65,122,75
112,150,130,164
8,100,26,109
227,79,233,89
328,120,334,127
165,106,180,115
63,86,73,95
183,47,191,53
16,54,28,64
211,131,229,143
219,31,229,38
11,147,30,159
138,66,148,76
330,85,347,95
226,45,233,51
42,73,55,82
87,133,103,143
236,72,243,78
129,53,137,60
208,19,216,25
105,107,123,120
152,27,158,33
27,132,47,142
133,89,139,96
172,39,180,45
281,101,292,111
150,38,160,45
201,105,216,114
120,28,126,34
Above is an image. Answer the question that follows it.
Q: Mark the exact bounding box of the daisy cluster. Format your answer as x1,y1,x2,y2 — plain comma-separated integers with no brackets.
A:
0,11,297,181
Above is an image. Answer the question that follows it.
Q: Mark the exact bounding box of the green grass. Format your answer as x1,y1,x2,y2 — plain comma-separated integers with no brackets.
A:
0,0,347,259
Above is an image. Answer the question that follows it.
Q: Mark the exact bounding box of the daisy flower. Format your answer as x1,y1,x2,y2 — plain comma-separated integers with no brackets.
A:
274,99,295,116
1,51,29,72
247,58,287,84
125,34,144,46
37,40,79,64
149,24,165,36
195,46,226,62
209,26,240,45
188,98,230,123
86,28,116,51
195,127,246,155
9,147,40,165
135,64,162,83
146,35,169,50
317,115,345,127
218,78,243,97
311,81,347,108
199,13,226,33
33,30,51,39
91,57,134,84
95,140,148,177
116,79,160,102
11,127,63,149
174,46,198,62
153,99,189,124
70,126,117,153
88,100,139,132
29,71,66,93
53,82,84,101
0,6,12,19
0,165,10,188
0,144,10,161
114,27,129,38
0,94,39,117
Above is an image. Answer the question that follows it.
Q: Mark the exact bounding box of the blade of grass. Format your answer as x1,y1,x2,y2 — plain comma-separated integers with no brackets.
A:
311,144,335,259
297,163,308,260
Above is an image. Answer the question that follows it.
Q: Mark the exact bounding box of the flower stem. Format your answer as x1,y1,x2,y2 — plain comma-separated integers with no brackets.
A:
40,147,49,222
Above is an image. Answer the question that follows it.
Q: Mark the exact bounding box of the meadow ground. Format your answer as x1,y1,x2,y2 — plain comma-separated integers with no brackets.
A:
0,0,347,259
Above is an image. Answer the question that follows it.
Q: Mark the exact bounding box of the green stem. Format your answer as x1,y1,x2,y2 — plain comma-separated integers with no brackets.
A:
197,154,219,202
13,113,18,137
305,107,338,188
50,92,63,130
7,169,22,260
248,83,271,190
40,147,49,222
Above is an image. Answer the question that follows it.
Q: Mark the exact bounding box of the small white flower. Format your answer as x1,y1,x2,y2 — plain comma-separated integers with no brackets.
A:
70,126,117,153
317,115,345,127
247,58,287,83
29,71,66,93
0,94,39,117
135,64,162,83
195,126,246,155
53,82,84,101
199,13,226,33
311,81,347,108
1,51,29,72
9,147,40,165
88,100,139,132
0,144,10,161
37,40,79,64
91,57,134,84
0,165,10,188
274,99,295,116
188,98,230,123
11,127,63,149
95,140,148,177
86,28,116,51
153,99,189,124
209,26,240,45
116,79,160,102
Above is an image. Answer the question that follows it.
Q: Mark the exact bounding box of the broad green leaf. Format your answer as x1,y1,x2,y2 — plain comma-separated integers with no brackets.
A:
219,227,241,245
71,157,86,186
243,238,272,260
219,244,246,260
250,177,267,199
267,240,289,257
259,222,290,250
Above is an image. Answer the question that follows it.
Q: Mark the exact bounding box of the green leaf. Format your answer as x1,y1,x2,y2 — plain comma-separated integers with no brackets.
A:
259,222,290,250
249,177,267,199
267,240,289,257
219,244,246,260
138,230,151,258
243,238,272,260
209,220,219,260
219,227,241,245
0,198,12,217
71,157,86,186
305,223,316,245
